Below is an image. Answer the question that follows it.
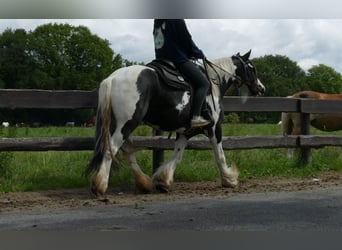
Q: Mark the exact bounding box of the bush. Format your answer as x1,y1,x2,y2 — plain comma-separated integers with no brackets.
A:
225,113,240,123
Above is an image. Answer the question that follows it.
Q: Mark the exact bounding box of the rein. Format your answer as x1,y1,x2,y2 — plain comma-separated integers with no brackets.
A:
202,58,240,112
203,58,225,86
202,56,256,111
202,58,219,112
202,56,255,109
203,58,243,88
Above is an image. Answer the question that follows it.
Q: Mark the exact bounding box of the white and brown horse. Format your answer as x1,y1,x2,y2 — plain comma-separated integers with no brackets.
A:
282,91,342,136
85,51,265,195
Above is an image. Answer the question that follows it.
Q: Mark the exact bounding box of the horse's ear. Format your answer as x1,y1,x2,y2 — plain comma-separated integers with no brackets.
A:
241,50,252,60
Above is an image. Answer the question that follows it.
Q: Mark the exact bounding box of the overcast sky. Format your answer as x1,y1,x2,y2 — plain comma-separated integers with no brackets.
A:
1,19,342,74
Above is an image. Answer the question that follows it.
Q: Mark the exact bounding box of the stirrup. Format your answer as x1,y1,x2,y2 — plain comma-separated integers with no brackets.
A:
191,116,211,128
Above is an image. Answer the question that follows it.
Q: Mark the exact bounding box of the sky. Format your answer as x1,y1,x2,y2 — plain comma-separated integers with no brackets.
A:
1,19,342,74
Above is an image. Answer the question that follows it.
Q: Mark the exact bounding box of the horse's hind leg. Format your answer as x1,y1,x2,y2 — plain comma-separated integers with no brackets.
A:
89,66,155,195
91,130,124,196
92,129,153,195
121,139,153,193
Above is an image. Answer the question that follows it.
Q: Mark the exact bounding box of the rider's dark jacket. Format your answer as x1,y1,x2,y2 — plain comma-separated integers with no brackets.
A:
153,19,204,64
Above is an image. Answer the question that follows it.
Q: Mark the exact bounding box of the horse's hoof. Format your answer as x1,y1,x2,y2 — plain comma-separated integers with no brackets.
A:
134,174,153,194
221,177,239,188
91,180,107,197
91,186,103,197
155,184,169,193
221,164,239,188
136,185,153,194
222,181,238,189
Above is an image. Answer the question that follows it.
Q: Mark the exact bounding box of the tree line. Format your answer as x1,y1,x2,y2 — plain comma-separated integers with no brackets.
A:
0,23,139,125
248,55,342,122
1,23,341,124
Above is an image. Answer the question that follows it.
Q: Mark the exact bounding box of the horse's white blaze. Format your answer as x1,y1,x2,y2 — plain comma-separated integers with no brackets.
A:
175,91,190,112
257,79,265,93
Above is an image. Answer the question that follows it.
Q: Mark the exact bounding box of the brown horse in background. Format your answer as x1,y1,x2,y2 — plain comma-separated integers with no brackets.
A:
282,91,342,136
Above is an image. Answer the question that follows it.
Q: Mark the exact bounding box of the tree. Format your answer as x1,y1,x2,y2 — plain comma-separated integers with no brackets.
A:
112,54,125,70
252,55,307,97
0,24,120,91
0,28,35,89
0,23,125,124
306,64,342,93
29,23,114,90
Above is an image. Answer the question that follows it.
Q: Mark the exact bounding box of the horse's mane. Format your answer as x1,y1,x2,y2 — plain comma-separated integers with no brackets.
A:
207,57,236,97
212,57,236,74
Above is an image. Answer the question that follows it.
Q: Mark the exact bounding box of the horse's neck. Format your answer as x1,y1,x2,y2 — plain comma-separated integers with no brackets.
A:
208,57,236,96
211,57,236,77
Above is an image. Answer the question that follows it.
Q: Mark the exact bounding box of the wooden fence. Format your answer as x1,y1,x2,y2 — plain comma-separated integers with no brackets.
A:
0,89,342,165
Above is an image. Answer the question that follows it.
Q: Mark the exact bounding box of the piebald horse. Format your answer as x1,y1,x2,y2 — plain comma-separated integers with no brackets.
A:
282,90,342,135
85,50,265,195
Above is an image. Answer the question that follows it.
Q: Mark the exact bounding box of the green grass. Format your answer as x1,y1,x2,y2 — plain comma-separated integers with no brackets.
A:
0,124,341,193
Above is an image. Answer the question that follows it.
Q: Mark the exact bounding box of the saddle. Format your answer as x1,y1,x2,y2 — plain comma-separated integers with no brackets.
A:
147,59,214,125
146,59,192,91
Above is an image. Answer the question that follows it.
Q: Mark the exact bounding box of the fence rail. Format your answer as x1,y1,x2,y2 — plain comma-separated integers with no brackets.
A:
1,135,341,151
1,89,342,164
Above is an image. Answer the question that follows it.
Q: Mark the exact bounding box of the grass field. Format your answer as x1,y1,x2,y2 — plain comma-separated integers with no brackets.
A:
0,124,341,193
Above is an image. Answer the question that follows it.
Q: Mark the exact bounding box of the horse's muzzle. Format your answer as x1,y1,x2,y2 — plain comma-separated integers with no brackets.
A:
257,86,265,96
255,80,266,96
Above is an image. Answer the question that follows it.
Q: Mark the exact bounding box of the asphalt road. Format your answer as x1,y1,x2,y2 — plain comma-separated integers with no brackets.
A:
1,187,342,231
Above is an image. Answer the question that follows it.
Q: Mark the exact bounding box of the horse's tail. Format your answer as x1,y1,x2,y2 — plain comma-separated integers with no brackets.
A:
85,78,114,178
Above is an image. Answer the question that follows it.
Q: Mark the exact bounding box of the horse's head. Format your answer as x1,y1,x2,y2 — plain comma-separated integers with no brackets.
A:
232,50,265,96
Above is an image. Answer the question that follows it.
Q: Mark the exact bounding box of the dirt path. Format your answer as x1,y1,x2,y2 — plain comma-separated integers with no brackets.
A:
1,172,342,215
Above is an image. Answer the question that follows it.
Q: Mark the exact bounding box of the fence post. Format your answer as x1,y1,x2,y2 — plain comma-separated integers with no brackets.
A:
300,112,311,164
152,129,164,173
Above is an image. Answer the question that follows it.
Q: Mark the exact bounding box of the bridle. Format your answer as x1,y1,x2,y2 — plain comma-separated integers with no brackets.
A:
201,55,260,111
202,55,257,90
232,55,258,89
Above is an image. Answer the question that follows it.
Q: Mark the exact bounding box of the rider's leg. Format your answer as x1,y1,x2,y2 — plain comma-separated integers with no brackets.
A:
176,61,211,127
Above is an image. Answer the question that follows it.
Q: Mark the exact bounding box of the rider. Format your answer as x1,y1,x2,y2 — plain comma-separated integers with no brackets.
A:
153,19,211,128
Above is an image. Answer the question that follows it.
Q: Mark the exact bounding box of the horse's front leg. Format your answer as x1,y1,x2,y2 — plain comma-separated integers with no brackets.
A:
152,134,188,192
210,130,239,188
